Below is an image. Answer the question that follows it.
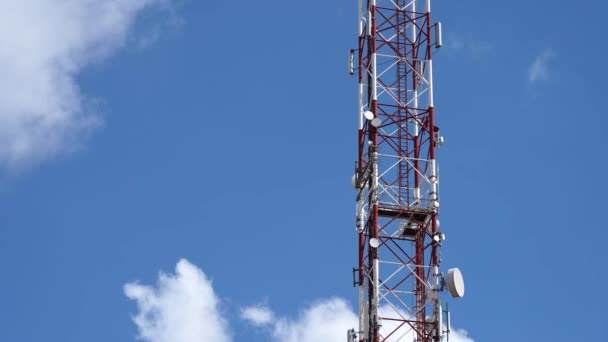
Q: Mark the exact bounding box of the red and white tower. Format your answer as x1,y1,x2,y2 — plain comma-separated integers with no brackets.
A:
349,1,464,341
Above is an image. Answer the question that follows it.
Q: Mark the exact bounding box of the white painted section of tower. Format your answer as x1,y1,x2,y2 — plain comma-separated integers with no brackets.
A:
358,0,364,130
372,152,378,205
359,87,364,129
433,265,440,287
412,0,421,205
358,285,366,338
371,1,377,102
372,52,377,102
428,60,434,108
371,148,379,339
427,1,435,107
437,300,443,339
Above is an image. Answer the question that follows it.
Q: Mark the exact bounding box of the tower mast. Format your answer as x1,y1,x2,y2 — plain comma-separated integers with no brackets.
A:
350,1,462,341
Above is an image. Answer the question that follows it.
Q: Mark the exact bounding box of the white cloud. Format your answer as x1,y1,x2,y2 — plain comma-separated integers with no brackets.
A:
124,259,232,342
125,259,476,342
240,305,275,327
528,49,554,84
0,0,174,169
243,299,358,342
451,329,476,342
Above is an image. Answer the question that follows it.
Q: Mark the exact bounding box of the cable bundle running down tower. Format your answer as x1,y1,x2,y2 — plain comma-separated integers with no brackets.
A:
348,1,464,341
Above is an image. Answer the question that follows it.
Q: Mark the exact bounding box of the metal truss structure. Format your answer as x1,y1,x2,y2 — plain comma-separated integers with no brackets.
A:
349,1,461,341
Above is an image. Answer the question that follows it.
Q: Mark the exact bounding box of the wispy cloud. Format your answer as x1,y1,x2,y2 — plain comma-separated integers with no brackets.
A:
444,32,493,60
528,49,554,84
0,0,176,170
240,305,275,327
126,259,476,342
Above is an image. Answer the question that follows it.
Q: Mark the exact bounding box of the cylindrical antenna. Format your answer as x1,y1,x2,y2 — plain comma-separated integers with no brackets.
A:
435,22,443,48
348,49,355,75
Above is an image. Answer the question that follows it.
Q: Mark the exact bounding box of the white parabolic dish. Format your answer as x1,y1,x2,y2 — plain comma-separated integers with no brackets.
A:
371,118,382,127
446,268,465,298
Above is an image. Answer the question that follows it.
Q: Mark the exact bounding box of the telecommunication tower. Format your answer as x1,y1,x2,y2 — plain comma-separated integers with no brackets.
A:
348,1,464,341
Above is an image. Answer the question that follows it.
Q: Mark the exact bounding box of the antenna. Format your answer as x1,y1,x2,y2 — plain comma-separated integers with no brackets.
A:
347,328,357,342
435,22,443,48
348,49,355,75
446,268,465,298
370,118,382,128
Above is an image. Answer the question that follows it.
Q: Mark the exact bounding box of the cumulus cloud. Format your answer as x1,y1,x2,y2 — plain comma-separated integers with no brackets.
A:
0,0,174,169
125,259,476,342
528,49,554,84
124,259,232,342
242,299,358,342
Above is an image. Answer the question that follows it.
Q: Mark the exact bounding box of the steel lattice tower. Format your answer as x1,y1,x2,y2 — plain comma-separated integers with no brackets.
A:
349,1,463,341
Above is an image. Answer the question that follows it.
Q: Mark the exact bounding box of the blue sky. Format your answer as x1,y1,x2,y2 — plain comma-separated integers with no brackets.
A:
0,0,606,341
